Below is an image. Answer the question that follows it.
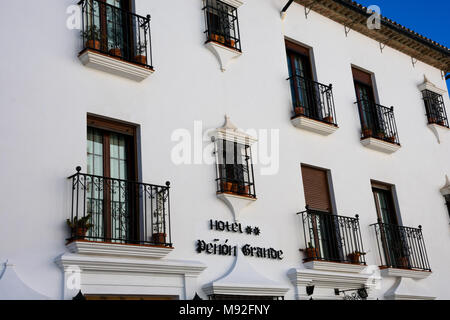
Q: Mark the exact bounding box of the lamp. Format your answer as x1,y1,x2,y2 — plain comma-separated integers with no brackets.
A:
357,288,368,299
306,285,315,296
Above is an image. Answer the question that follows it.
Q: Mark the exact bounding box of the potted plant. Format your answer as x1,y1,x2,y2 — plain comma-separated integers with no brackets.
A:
362,126,372,137
109,37,122,58
304,242,319,260
66,214,93,239
294,106,305,116
210,33,225,44
221,180,233,192
152,192,167,245
81,25,101,50
225,38,235,48
376,130,385,139
386,135,396,143
134,41,147,65
397,256,409,269
323,115,334,123
347,251,366,264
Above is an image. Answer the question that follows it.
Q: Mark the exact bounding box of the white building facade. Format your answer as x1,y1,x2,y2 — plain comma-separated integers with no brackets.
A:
0,0,449,300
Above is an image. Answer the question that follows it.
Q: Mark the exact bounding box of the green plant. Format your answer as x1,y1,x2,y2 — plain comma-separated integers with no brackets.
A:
66,214,93,231
136,41,147,55
81,25,101,41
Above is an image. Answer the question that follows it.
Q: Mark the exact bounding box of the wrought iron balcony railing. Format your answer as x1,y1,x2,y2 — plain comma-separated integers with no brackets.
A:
67,167,171,246
203,0,242,51
355,99,400,145
287,75,337,126
371,222,431,271
297,208,366,265
422,89,449,128
79,0,153,68
214,141,256,199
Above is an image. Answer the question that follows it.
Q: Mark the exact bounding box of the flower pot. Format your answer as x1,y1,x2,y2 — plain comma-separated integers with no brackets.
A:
152,233,166,244
362,128,372,137
347,252,361,264
210,34,225,44
305,247,320,260
323,116,334,123
75,227,87,238
397,257,409,269
86,40,100,50
294,107,305,116
109,48,122,57
225,39,235,48
386,135,396,143
134,55,147,65
221,181,233,193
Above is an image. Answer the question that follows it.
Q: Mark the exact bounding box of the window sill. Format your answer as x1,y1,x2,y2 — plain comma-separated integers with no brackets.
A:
66,240,173,259
78,49,154,82
380,267,432,279
291,115,338,136
360,137,401,154
303,260,367,273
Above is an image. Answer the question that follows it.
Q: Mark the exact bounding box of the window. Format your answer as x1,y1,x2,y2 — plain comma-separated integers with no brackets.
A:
79,0,153,67
286,41,336,126
421,89,449,128
86,114,138,243
68,114,172,247
352,67,399,144
203,0,241,51
215,139,255,198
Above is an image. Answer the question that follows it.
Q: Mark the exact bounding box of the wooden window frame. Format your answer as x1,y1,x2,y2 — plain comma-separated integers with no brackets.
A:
87,114,139,241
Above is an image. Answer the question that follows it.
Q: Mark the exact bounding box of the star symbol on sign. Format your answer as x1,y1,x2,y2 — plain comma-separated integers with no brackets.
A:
245,226,253,234
253,227,261,236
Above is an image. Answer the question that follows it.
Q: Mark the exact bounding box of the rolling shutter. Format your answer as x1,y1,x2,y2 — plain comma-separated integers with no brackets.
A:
301,165,331,212
352,67,372,86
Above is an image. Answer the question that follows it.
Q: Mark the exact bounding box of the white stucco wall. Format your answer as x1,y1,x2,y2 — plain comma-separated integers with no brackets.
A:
0,0,449,299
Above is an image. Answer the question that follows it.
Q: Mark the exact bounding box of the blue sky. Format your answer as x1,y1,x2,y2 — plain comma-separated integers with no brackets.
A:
357,0,449,89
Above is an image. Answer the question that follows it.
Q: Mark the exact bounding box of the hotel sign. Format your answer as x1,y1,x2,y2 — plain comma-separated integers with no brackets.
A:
196,219,283,260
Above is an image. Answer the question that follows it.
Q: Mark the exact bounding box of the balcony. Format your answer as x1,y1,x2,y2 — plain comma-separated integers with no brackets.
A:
287,75,338,135
371,222,431,277
66,167,172,257
78,0,154,81
298,208,366,267
356,100,401,153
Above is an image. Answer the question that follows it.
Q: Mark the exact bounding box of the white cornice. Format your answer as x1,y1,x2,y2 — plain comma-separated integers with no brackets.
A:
55,253,207,277
418,75,447,96
66,241,174,259
440,175,450,196
361,137,401,154
79,50,154,82
210,115,258,145
219,0,244,8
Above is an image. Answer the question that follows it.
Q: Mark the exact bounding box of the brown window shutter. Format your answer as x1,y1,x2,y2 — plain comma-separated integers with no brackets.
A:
285,40,310,57
301,165,331,212
352,67,372,86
